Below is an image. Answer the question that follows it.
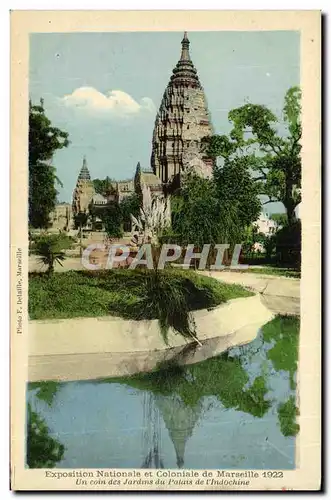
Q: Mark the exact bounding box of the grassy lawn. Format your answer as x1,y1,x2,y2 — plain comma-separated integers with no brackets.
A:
234,266,300,278
29,268,253,321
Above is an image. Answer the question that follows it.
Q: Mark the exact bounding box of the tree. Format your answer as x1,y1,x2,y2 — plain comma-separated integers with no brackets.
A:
120,193,141,231
213,156,261,230
93,177,115,196
171,175,220,248
170,173,255,251
29,99,69,228
203,86,301,225
241,224,265,256
102,202,123,239
270,213,288,227
275,220,301,268
34,233,72,276
74,212,89,256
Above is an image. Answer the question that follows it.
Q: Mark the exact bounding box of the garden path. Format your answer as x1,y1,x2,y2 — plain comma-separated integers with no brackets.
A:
199,270,300,316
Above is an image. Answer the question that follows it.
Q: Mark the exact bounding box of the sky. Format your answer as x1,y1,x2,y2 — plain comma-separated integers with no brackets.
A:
29,30,300,210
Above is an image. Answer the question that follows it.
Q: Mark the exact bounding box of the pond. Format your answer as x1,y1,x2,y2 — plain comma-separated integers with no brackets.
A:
26,316,299,470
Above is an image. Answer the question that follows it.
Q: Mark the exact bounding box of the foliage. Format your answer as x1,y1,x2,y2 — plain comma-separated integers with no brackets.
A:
262,315,300,390
73,211,89,231
263,233,278,260
29,99,69,228
270,213,288,227
241,225,265,255
33,233,73,275
238,375,271,417
26,404,65,468
213,156,261,231
93,177,115,196
112,352,271,418
170,174,245,250
100,315,299,437
120,193,141,229
275,220,301,269
102,202,123,239
28,268,253,321
277,396,300,437
203,86,302,225
29,382,60,407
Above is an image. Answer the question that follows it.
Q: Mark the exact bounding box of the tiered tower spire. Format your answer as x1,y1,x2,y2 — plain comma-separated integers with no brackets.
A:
170,32,200,88
78,156,91,180
151,32,213,186
72,156,95,214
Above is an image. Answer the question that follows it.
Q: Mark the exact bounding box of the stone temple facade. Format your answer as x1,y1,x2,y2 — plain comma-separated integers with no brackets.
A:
72,156,95,214
50,33,213,231
151,32,214,188
49,157,164,232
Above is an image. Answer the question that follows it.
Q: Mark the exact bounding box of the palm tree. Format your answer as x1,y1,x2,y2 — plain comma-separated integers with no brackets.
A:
34,234,70,276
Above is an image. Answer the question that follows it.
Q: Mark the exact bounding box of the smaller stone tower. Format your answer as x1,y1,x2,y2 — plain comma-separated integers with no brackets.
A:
72,156,95,215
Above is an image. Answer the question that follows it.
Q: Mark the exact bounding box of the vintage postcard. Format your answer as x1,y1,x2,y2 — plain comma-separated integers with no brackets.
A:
11,10,321,491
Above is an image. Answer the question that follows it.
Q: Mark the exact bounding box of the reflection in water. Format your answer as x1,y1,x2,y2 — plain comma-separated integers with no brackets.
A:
155,394,202,468
26,316,299,469
141,392,164,468
26,404,65,468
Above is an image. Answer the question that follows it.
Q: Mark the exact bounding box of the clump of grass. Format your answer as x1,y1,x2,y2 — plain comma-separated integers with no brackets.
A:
277,396,300,437
28,268,253,322
142,271,203,344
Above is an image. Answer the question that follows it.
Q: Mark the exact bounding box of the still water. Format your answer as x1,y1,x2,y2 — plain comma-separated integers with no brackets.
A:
27,325,298,470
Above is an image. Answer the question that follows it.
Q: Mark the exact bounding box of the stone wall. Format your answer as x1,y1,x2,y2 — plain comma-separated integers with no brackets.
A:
28,294,274,382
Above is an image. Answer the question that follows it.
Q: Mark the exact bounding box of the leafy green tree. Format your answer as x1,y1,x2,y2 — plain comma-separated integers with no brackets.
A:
27,404,65,468
213,156,261,230
275,220,301,268
120,193,141,231
241,225,264,255
120,193,141,219
171,173,257,252
102,202,123,239
270,213,288,227
171,175,218,248
29,99,69,228
93,177,115,196
34,233,72,276
203,86,301,225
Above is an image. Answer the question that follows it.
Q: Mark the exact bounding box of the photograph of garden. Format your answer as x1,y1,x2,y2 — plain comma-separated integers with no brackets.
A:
27,29,301,470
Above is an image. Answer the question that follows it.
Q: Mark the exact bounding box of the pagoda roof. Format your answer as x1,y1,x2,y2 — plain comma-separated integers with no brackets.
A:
169,32,201,88
78,156,91,181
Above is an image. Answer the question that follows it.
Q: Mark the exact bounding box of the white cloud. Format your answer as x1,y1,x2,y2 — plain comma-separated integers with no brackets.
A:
59,87,155,117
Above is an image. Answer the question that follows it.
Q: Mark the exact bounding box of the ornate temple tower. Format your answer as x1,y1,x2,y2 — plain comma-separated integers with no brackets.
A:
151,32,213,188
72,156,95,214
